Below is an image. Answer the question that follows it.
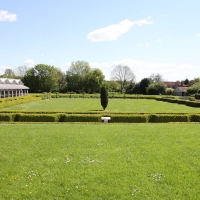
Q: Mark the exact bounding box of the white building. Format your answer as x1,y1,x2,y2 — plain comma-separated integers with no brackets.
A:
0,78,29,98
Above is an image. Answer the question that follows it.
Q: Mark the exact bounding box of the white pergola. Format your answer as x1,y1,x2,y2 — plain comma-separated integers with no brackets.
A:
0,78,29,98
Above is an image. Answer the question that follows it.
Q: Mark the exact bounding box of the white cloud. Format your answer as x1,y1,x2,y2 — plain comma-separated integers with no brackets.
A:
196,34,200,37
41,53,44,56
87,17,153,42
0,66,11,75
0,10,17,22
24,59,34,67
156,38,162,43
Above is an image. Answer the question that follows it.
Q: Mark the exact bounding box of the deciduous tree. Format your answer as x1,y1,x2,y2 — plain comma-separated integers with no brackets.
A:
66,60,90,92
110,65,135,93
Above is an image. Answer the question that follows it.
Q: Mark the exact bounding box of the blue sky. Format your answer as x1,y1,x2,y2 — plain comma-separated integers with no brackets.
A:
1,0,200,82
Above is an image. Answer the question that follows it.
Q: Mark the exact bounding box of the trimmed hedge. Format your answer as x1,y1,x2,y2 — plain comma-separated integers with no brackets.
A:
148,114,189,123
50,93,160,100
0,114,12,122
58,114,101,122
189,114,200,122
185,101,200,107
156,97,200,108
13,114,57,122
0,95,43,109
0,113,199,123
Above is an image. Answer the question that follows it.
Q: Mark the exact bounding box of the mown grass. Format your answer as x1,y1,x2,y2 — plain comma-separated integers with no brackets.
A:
2,98,200,113
1,123,200,199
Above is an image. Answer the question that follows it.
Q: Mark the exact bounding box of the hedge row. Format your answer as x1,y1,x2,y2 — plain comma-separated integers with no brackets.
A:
0,110,192,115
0,95,43,109
1,113,200,123
156,97,200,107
50,93,160,99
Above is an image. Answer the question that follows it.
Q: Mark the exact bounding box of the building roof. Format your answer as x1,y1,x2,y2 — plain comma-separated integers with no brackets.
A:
163,82,180,86
175,87,188,92
0,78,29,90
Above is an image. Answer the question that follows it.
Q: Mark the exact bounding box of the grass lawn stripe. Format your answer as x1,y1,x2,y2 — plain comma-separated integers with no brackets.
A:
0,123,200,199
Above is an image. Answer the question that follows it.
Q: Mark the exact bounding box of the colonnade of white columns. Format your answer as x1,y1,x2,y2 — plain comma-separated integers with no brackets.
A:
0,89,29,98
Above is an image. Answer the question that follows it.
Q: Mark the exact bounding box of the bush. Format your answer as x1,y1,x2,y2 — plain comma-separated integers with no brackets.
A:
15,114,57,122
189,114,200,122
0,114,12,122
177,100,187,104
186,101,200,107
58,114,101,122
148,114,189,123
166,88,174,95
0,95,43,109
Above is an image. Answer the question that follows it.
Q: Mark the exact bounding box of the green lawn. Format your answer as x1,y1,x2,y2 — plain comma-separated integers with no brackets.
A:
1,123,200,199
2,98,200,113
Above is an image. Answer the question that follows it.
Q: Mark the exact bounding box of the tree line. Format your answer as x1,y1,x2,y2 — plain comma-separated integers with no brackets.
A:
1,60,199,95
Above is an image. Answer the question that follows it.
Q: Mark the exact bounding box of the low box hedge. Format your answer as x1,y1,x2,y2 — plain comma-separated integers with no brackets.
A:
189,114,200,122
58,114,101,122
13,113,58,122
0,112,200,123
185,101,200,107
148,114,189,123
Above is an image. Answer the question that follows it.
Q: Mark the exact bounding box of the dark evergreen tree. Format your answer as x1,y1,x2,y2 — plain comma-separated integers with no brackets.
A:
139,78,152,94
100,86,108,110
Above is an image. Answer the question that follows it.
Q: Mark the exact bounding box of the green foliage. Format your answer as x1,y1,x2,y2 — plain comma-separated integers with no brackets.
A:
66,61,105,93
186,101,200,107
14,114,57,122
189,114,200,122
146,82,167,95
139,78,152,94
0,95,42,109
100,86,108,110
23,64,62,92
166,88,174,95
58,114,101,122
0,114,12,121
1,112,200,122
0,69,16,78
187,83,200,95
148,114,189,123
84,68,105,93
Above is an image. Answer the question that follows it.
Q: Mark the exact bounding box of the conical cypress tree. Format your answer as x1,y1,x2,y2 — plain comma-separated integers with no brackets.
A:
100,86,108,110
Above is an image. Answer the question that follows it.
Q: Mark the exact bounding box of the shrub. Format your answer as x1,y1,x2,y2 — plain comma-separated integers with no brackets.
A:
177,100,187,105
107,114,147,123
186,101,200,107
58,114,101,122
189,114,200,122
166,88,174,95
0,114,12,122
100,86,108,110
148,114,189,123
15,114,57,122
